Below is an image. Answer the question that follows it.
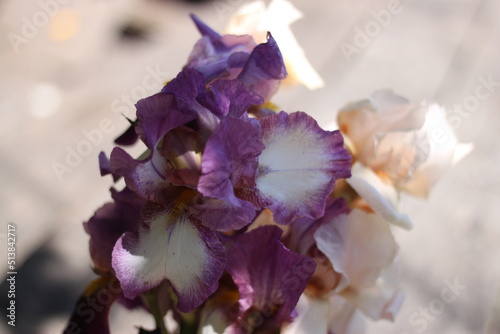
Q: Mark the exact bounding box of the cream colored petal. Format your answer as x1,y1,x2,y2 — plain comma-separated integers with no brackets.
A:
281,294,329,334
347,163,413,229
399,104,472,197
314,209,398,293
328,295,366,334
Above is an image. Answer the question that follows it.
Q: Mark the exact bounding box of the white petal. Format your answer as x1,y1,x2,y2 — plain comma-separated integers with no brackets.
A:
328,295,367,334
314,209,398,292
113,207,225,311
400,104,473,197
256,112,350,224
347,163,412,229
281,294,329,334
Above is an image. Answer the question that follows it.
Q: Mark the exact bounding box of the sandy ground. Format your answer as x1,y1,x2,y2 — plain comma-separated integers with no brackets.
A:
0,0,499,333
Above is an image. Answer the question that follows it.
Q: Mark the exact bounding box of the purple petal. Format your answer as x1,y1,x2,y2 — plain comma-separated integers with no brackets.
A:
114,122,139,146
227,226,316,325
161,126,203,188
161,68,206,107
110,147,170,202
190,196,257,232
255,111,352,225
285,197,350,256
198,79,263,118
187,38,256,80
98,151,120,182
186,16,256,82
190,14,222,45
199,117,263,199
112,200,226,313
135,92,197,149
238,33,287,101
84,187,144,274
196,117,263,230
162,68,220,133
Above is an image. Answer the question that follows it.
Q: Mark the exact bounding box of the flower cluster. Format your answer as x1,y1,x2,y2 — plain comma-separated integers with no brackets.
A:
63,5,469,334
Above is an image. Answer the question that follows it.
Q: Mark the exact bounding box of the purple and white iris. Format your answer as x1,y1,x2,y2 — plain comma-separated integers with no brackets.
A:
64,14,351,334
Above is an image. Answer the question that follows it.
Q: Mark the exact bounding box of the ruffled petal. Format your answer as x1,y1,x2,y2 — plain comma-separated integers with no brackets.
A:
110,147,170,202
255,111,351,224
135,92,196,149
197,117,263,230
187,15,256,82
238,33,287,101
161,68,221,133
314,209,398,292
337,90,426,163
227,226,316,325
161,68,206,108
199,117,263,201
191,196,257,232
198,79,263,118
112,200,226,312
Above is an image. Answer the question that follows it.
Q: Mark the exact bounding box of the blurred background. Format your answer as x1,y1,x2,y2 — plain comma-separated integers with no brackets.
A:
0,0,499,333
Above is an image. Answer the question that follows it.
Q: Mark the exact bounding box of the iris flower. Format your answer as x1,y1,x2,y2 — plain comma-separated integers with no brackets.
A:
64,15,351,334
337,90,472,229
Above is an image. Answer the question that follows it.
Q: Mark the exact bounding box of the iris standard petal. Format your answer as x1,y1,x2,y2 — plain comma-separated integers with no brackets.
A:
135,92,196,149
238,33,287,101
198,79,263,118
196,117,263,230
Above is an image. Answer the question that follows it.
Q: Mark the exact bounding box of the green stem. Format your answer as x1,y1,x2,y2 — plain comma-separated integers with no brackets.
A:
179,310,198,334
142,293,169,334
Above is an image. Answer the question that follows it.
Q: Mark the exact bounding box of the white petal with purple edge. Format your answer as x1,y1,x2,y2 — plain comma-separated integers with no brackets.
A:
112,205,225,312
256,111,351,224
